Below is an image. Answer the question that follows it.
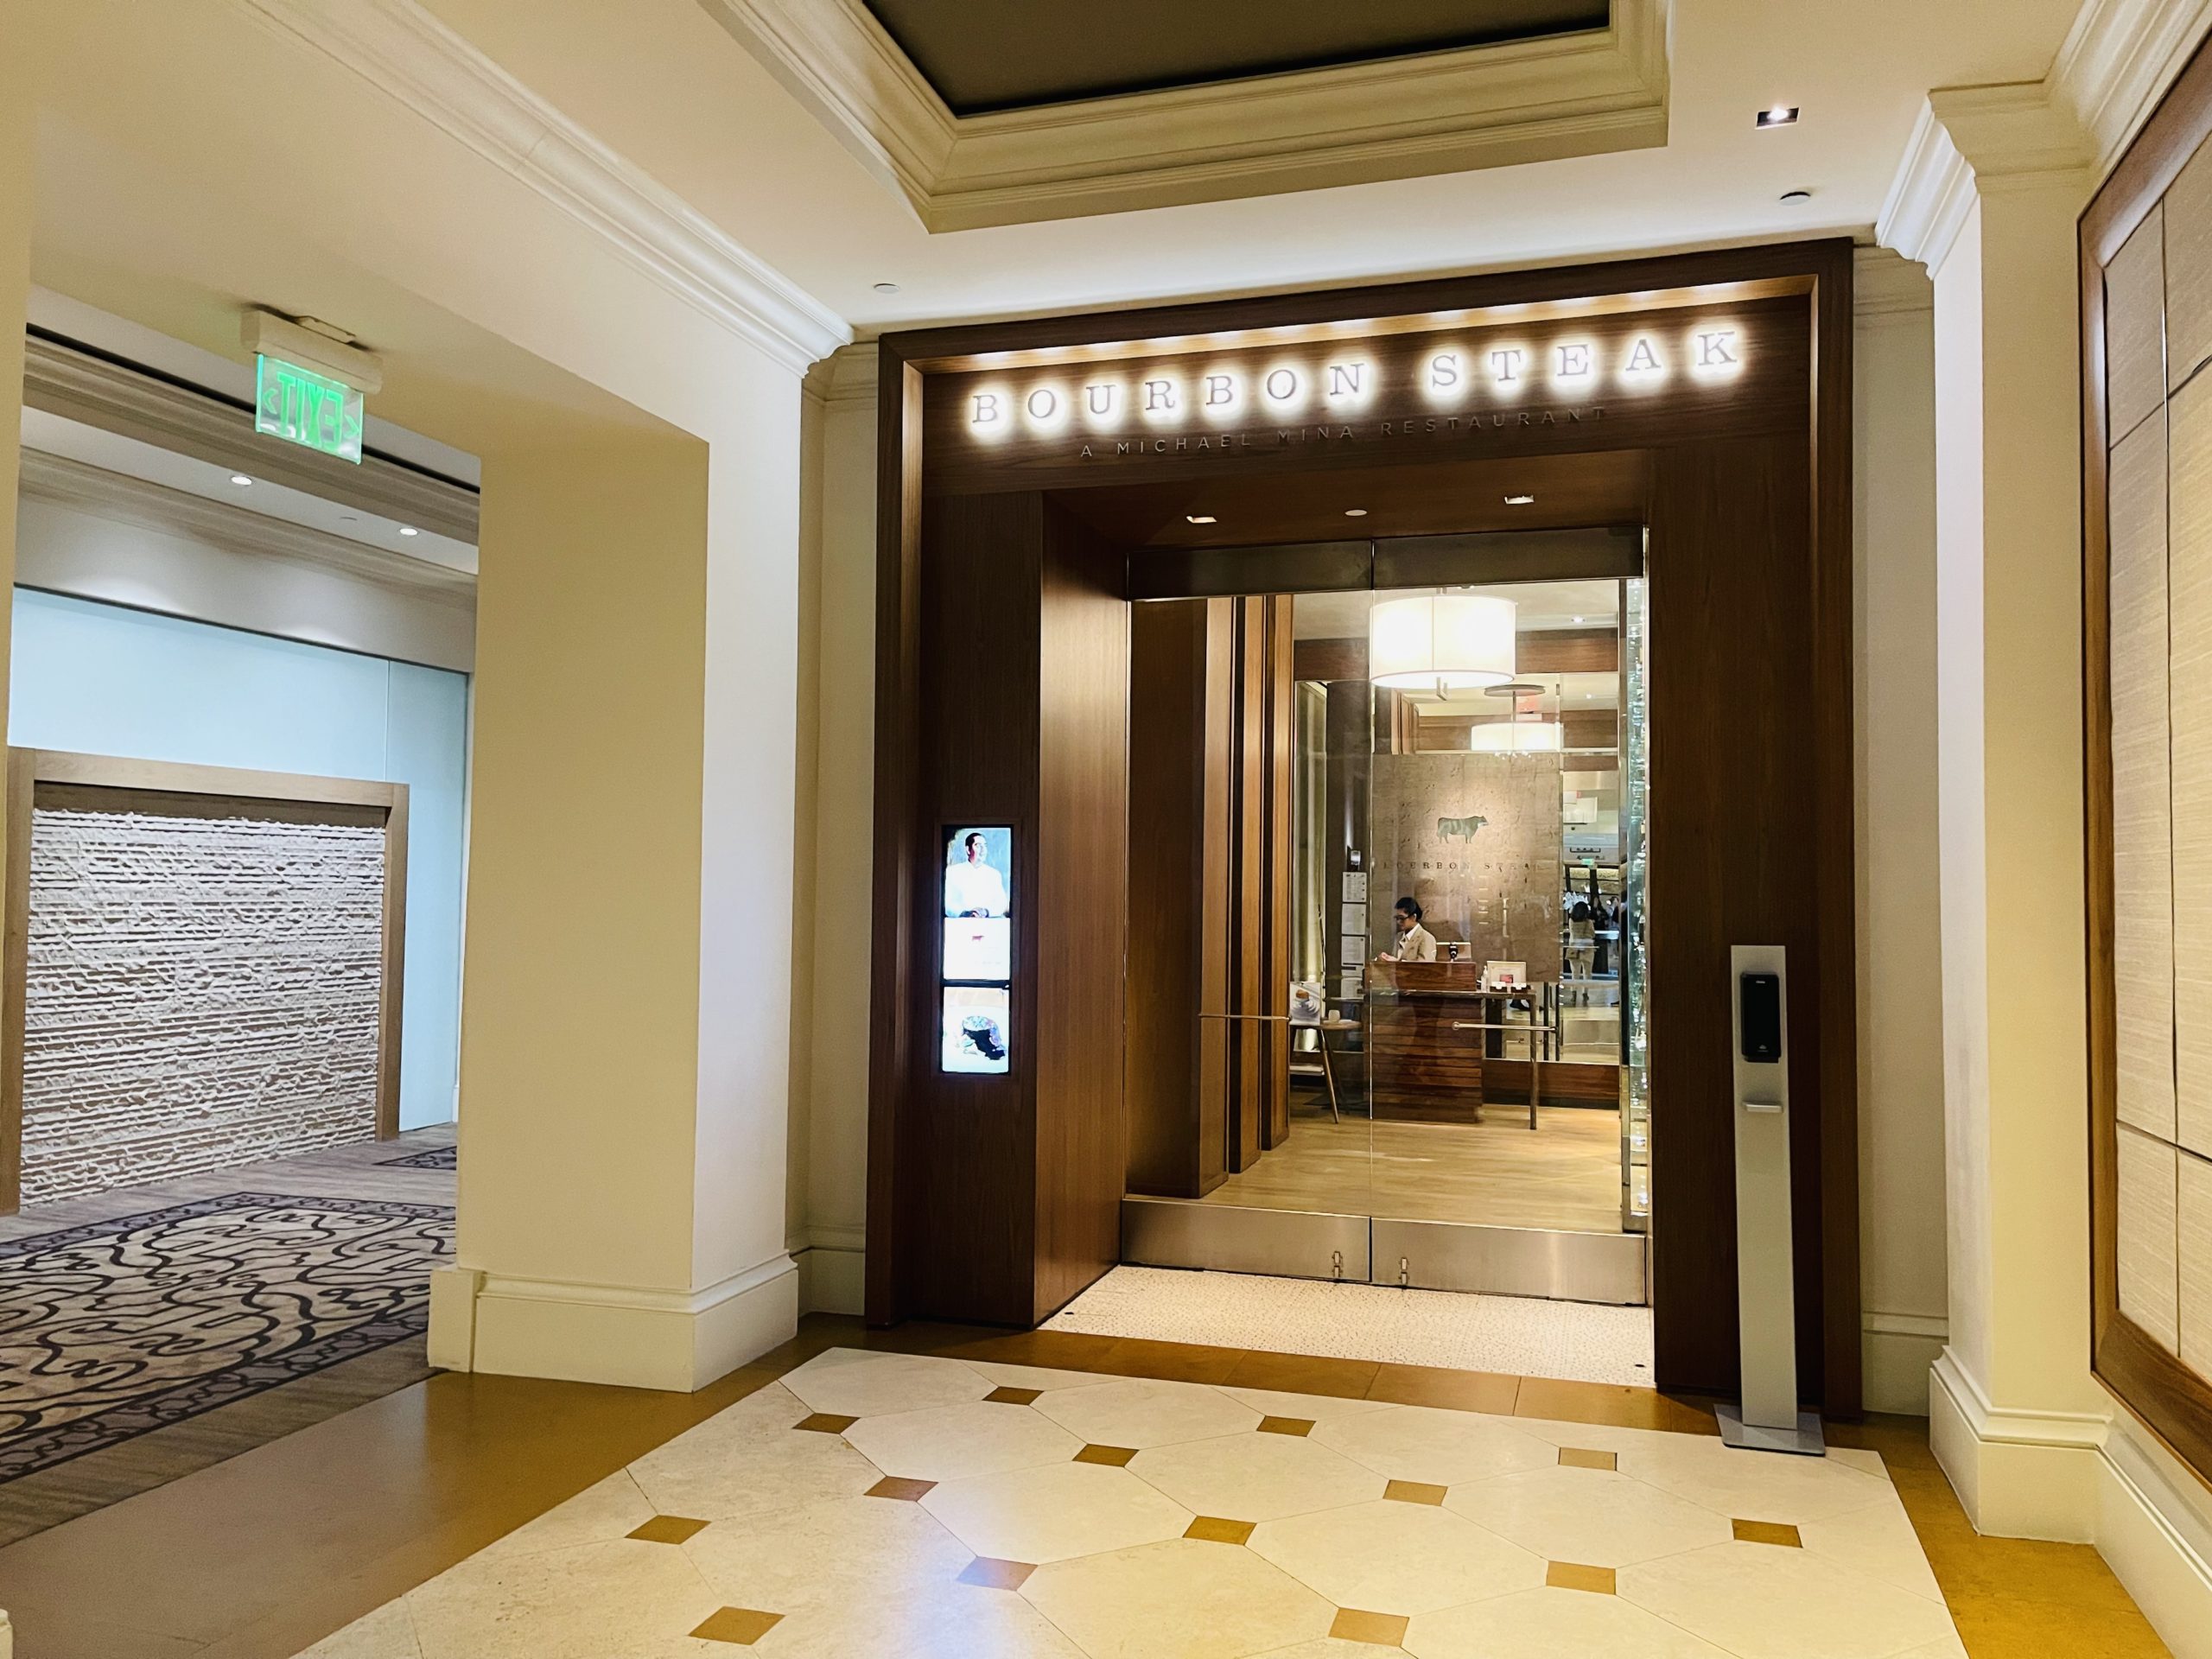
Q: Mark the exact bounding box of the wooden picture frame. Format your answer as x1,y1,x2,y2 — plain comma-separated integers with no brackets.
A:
1,748,409,1213
2082,29,2212,1488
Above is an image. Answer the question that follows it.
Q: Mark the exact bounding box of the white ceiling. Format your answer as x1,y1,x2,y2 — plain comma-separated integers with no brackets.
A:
419,0,2084,330
1293,579,1621,639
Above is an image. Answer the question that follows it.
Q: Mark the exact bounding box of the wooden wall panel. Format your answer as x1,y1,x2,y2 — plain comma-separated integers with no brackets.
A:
1033,503,1130,1319
907,493,1043,1325
1647,434,1823,1399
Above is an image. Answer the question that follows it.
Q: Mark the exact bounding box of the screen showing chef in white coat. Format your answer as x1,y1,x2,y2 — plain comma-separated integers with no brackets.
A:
944,829,1010,918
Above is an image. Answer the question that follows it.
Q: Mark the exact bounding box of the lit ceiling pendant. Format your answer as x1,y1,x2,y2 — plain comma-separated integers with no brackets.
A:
1470,679,1563,753
1369,591,1516,695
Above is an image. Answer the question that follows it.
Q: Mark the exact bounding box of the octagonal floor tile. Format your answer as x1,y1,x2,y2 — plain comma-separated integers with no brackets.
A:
843,1399,1083,1481
747,1578,1090,1657
921,1459,1192,1564
1616,1437,1897,1526
1405,1585,1732,1658
628,1389,883,1523
1034,1378,1262,1449
1131,1430,1385,1522
1796,1497,1945,1601
1021,1536,1335,1659
474,1471,657,1563
1445,1464,1732,1568
1249,1497,1543,1616
682,1492,971,1616
1220,1387,1392,1424
1619,1541,1958,1658
783,1351,993,1418
297,1599,421,1659
1313,1404,1555,1486
406,1536,720,1659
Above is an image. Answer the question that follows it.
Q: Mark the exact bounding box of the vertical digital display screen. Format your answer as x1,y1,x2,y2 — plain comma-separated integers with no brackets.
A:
940,826,1014,1074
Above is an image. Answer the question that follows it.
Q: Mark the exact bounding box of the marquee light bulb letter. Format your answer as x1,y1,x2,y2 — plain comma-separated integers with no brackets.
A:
1204,374,1235,407
1086,383,1116,416
1555,343,1592,378
1145,378,1176,411
1490,348,1525,385
1429,352,1461,389
1263,368,1299,402
1624,338,1662,375
1026,388,1058,419
1328,362,1365,397
971,392,1001,425
1696,329,1738,366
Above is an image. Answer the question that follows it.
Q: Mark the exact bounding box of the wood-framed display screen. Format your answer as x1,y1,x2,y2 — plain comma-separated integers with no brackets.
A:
2082,32,2212,1485
1,748,409,1213
871,241,1859,1405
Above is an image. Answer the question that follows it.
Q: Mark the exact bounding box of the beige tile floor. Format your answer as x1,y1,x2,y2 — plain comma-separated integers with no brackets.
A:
296,1346,1965,1659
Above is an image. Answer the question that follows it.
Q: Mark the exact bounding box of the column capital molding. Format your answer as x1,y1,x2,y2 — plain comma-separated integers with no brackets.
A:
804,340,880,408
1878,85,2092,272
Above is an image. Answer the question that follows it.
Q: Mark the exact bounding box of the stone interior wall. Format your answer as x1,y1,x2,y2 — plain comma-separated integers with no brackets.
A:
20,805,386,1203
1370,751,1564,977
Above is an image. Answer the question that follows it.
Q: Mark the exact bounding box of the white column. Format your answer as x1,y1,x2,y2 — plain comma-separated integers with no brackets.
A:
1881,86,2108,1539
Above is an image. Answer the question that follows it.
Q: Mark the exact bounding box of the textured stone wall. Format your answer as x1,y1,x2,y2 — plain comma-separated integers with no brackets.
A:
21,806,386,1202
1370,751,1564,977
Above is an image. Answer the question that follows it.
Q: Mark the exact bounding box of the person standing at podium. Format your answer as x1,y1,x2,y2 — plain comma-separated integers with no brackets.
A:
1382,896,1437,963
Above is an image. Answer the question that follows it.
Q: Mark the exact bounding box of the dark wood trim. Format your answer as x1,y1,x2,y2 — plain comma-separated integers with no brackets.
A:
2081,25,2212,1488
1,747,410,1212
1127,541,1372,600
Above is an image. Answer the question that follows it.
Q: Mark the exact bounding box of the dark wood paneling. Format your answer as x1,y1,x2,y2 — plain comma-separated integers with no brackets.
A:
1262,597,1295,1150
1126,540,1372,600
1064,448,1651,548
1126,600,1223,1198
1375,528,1645,588
907,492,1044,1326
1519,628,1620,674
1033,503,1130,1320
1647,433,1823,1400
1230,596,1268,1173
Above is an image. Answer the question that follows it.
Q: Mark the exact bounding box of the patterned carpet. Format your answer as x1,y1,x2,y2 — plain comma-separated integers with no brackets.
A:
378,1143,458,1170
0,1192,453,1482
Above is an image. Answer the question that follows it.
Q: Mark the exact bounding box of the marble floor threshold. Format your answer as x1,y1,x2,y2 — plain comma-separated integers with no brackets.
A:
1048,1266,1656,1387
0,1315,2170,1658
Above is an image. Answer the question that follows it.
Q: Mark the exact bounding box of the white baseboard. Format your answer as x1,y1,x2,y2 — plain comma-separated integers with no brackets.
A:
1861,1311,1946,1415
2099,1418,2212,1659
430,1254,798,1391
1928,1350,2105,1541
797,1244,865,1315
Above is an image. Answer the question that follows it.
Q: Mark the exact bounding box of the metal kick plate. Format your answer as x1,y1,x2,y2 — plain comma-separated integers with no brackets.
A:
1121,1200,1647,1305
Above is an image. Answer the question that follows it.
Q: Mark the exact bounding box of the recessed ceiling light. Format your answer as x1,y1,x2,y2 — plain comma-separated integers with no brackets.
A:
1344,508,1369,518
873,281,900,293
398,525,420,537
1504,493,1535,505
1185,514,1217,524
1757,105,1799,129
1572,615,1585,623
229,474,252,486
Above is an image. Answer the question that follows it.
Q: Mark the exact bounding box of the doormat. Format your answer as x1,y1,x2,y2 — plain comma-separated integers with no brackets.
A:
0,1192,453,1481
378,1143,457,1169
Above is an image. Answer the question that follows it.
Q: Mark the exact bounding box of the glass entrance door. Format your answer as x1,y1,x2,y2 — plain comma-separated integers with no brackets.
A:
1120,566,1650,1304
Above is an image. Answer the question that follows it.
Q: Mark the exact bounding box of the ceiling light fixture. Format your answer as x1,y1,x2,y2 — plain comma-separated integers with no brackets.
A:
230,474,252,486
398,525,420,537
1504,493,1535,505
1370,591,1516,696
1757,105,1799,129
1344,508,1369,518
1572,615,1585,624
873,281,900,293
1185,514,1217,524
1780,188,1813,204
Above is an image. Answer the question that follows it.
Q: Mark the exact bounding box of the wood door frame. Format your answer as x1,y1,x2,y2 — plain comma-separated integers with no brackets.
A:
1,747,410,1213
2081,29,2212,1486
871,240,1859,1411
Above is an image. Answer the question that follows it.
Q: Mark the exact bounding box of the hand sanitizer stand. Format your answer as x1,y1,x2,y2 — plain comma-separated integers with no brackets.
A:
1716,945,1825,1456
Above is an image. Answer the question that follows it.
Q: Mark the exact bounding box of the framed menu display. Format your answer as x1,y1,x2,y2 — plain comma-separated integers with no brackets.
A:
939,826,1013,1074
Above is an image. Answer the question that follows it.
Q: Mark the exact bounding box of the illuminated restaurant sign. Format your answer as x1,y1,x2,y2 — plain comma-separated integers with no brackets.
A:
962,319,1747,453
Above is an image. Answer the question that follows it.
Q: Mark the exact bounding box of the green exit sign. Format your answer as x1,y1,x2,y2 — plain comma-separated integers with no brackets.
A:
255,354,365,463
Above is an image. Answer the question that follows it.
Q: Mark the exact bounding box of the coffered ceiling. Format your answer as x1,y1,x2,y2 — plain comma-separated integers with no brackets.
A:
859,0,1610,115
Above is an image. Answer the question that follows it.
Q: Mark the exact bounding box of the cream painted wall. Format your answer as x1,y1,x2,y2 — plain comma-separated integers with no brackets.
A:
0,46,29,945
792,345,879,1315
20,0,837,1390
1854,249,1952,1415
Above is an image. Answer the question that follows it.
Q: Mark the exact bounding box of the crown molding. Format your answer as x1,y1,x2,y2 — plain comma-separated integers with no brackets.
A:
1853,246,1935,317
698,0,1671,232
24,334,481,543
232,0,849,375
19,447,478,609
1877,84,2092,270
803,340,879,407
2051,0,2212,175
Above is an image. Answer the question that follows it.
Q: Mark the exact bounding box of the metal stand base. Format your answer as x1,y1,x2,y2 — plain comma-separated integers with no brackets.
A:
1715,1405,1826,1457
